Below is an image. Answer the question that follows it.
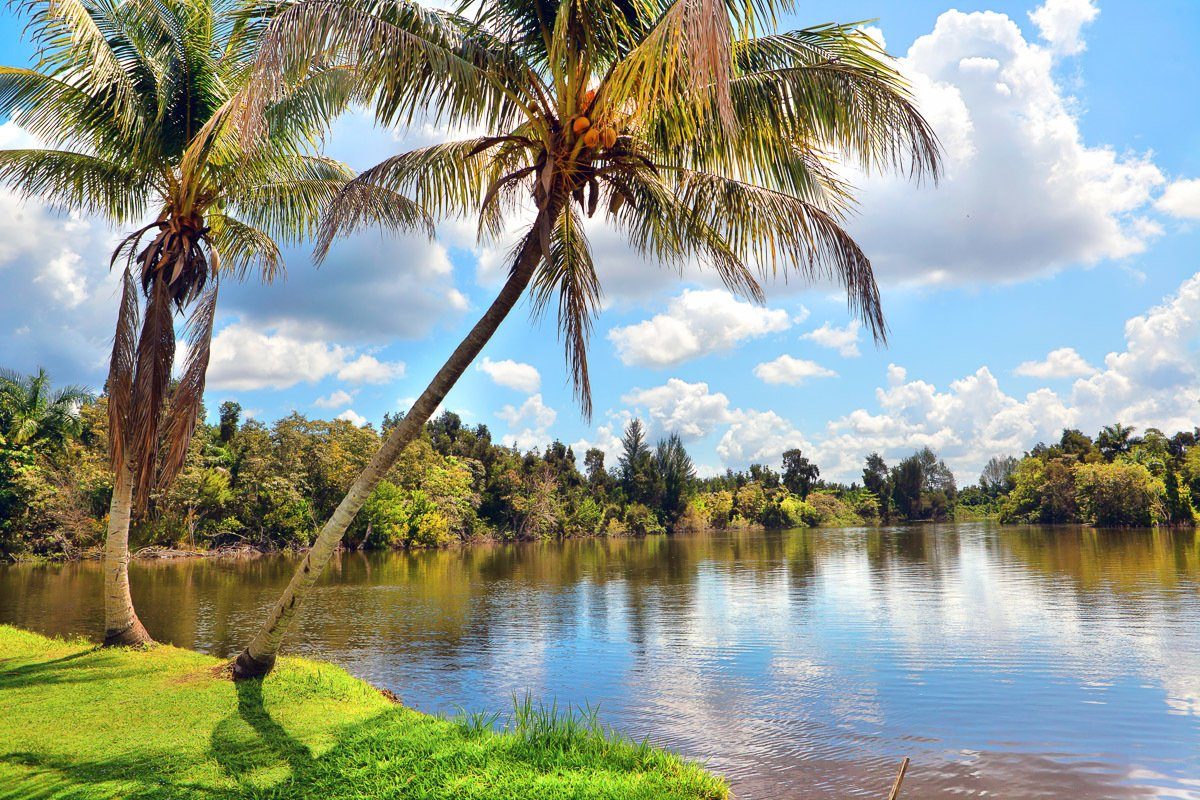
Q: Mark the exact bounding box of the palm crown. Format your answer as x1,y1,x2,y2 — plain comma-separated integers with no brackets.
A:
0,368,92,450
254,0,940,417
0,0,358,506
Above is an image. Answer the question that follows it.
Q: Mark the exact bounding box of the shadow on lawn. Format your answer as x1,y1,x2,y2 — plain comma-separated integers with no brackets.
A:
1,649,725,800
208,678,315,780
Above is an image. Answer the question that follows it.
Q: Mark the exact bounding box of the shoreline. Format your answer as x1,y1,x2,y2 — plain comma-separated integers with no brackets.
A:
0,625,728,799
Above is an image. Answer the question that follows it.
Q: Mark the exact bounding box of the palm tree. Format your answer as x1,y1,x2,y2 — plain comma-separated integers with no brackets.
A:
231,0,940,678
0,368,92,450
0,0,376,646
1097,423,1137,460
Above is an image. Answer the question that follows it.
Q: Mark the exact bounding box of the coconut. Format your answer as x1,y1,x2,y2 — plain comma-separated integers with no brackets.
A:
572,116,591,135
601,128,618,148
583,128,600,148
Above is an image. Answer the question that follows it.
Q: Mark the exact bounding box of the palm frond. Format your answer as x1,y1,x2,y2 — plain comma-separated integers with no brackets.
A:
128,277,176,512
663,166,885,340
158,282,218,492
530,204,601,418
0,148,151,220
205,214,284,282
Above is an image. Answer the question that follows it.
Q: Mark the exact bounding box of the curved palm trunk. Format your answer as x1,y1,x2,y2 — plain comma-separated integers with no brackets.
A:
232,221,551,679
103,465,153,646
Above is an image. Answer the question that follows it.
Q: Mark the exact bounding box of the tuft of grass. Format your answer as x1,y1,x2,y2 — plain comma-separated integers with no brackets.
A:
0,625,728,799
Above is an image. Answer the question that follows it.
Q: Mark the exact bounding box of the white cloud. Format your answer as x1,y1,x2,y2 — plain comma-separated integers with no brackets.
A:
848,8,1164,285
207,322,404,391
716,410,811,469
314,389,355,409
33,250,89,309
1156,179,1200,220
587,272,1200,482
336,409,369,427
812,272,1200,482
801,320,862,357
753,355,838,386
622,379,734,440
1029,0,1099,56
478,357,541,393
1014,347,1096,379
497,393,557,449
608,289,792,367
336,353,406,384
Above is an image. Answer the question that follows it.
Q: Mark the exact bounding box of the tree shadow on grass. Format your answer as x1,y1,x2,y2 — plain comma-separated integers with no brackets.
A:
208,678,314,782
0,749,232,800
0,650,118,691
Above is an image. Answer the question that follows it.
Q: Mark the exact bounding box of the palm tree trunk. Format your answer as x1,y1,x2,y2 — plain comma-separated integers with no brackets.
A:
232,219,552,679
103,464,153,646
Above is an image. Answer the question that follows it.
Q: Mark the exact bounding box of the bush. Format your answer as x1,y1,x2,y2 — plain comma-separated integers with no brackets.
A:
1074,462,1164,527
805,492,863,527
623,503,666,536
360,481,454,549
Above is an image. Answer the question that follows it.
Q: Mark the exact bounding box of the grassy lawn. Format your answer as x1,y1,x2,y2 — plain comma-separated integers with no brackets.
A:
0,626,728,800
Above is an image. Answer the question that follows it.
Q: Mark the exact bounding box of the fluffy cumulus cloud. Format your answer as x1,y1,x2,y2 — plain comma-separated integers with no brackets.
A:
314,389,356,409
1156,179,1200,220
477,357,541,393
801,320,862,358
1013,347,1096,379
717,410,811,469
846,4,1165,285
497,393,557,449
753,355,838,386
207,322,405,391
1028,0,1099,55
812,272,1200,481
336,409,369,427
621,379,733,440
588,271,1200,482
608,289,792,367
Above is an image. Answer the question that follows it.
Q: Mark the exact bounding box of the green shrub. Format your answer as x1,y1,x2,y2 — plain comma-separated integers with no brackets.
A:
1074,462,1164,527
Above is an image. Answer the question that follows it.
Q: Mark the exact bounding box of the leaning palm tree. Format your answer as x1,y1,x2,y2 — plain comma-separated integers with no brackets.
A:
231,0,939,678
0,368,92,450
0,0,375,646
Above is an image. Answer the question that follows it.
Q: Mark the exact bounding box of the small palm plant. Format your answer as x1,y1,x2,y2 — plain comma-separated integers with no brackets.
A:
231,0,940,677
0,0,376,645
0,368,92,451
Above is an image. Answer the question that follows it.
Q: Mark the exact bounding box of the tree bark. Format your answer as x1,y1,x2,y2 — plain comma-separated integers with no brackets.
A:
232,216,553,679
103,464,153,647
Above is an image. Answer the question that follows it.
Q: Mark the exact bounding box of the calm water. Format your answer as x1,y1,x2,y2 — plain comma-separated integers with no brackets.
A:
2,523,1199,799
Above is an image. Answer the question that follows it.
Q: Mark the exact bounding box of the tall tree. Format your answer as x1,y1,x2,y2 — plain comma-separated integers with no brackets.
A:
231,0,940,677
0,368,91,450
654,433,695,523
618,418,655,505
0,0,366,645
781,448,818,498
1097,423,1137,460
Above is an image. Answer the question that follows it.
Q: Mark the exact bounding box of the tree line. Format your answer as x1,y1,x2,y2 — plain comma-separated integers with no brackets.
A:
6,369,1194,564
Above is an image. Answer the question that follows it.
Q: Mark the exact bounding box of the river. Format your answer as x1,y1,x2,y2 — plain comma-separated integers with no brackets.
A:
2,522,1198,798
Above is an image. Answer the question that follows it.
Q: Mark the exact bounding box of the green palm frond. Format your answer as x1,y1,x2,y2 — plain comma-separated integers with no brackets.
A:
0,149,152,220
261,0,941,416
206,213,285,281
530,204,601,416
1,0,369,507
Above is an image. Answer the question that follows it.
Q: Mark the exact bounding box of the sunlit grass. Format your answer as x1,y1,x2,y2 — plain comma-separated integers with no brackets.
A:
0,625,728,799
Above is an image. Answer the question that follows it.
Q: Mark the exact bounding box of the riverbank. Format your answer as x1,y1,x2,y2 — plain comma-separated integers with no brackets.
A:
0,625,728,799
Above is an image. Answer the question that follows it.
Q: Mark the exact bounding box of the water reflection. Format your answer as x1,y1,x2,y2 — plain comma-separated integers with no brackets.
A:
2,523,1199,799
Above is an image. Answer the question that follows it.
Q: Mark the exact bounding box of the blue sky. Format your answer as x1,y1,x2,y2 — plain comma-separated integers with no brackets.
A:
1,0,1198,482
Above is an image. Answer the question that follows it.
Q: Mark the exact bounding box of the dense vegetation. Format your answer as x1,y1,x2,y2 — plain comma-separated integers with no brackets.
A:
2,370,1196,560
0,625,727,799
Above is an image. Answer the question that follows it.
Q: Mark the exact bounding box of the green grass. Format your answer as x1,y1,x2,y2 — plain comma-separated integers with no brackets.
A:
0,626,728,800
